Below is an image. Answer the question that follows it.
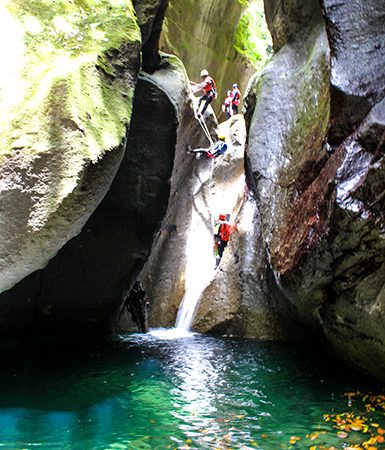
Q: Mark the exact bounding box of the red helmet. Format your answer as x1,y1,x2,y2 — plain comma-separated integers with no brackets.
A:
218,214,226,221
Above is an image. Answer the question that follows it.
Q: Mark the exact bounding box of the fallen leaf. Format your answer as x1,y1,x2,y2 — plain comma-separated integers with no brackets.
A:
337,431,348,438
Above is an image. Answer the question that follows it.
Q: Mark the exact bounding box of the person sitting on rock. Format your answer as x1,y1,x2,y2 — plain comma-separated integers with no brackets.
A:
214,214,232,268
190,69,217,117
187,135,227,159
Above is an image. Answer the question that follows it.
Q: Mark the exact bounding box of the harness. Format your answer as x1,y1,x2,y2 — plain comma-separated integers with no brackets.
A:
203,76,217,99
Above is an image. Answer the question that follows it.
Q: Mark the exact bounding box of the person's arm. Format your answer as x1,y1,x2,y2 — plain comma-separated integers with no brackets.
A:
190,80,206,95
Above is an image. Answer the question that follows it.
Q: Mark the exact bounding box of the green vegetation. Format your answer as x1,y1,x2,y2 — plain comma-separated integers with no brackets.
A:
233,0,273,71
0,0,141,162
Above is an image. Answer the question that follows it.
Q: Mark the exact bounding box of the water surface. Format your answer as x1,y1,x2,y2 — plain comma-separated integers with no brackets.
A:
0,333,382,449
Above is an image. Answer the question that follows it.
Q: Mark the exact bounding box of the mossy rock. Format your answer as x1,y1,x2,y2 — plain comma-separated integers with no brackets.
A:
1,0,141,164
0,0,142,293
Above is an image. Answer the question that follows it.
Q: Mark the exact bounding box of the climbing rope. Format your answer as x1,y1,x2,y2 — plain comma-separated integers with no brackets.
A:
194,109,214,147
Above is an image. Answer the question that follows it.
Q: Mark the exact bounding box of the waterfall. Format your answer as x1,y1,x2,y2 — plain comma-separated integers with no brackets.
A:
175,197,216,332
148,164,216,339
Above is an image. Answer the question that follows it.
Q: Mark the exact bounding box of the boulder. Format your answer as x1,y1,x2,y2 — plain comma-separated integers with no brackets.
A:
0,0,182,338
0,56,187,338
246,0,385,379
0,0,141,296
321,0,385,143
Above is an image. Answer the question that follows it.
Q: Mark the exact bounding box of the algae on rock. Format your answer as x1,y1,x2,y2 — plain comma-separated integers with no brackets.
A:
0,0,141,293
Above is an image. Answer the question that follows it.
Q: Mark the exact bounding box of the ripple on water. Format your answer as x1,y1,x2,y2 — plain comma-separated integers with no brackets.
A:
0,333,381,449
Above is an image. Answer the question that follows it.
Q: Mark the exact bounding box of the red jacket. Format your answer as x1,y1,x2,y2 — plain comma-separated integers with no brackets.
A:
231,87,241,106
219,223,231,242
202,76,217,98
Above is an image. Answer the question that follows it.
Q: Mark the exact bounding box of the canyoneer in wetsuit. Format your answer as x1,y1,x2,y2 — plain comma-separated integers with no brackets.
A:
214,214,232,268
230,83,241,115
222,90,233,119
187,135,227,159
190,69,217,117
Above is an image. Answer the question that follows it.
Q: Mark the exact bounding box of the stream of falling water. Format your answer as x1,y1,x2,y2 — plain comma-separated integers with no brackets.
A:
149,162,216,339
174,211,215,332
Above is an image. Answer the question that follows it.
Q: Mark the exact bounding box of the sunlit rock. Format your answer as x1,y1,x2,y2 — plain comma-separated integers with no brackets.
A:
0,0,178,337
140,98,219,328
321,0,385,143
0,1,141,295
160,0,272,116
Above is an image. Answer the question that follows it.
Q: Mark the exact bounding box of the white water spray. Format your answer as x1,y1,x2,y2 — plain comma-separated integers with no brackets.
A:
148,166,216,338
175,190,216,332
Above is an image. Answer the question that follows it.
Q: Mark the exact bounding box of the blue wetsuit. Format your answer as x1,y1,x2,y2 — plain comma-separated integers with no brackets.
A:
210,141,227,158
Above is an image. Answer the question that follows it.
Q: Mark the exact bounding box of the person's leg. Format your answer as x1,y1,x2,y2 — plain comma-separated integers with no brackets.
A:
191,148,209,155
232,104,238,115
198,94,207,111
218,240,226,259
200,96,213,115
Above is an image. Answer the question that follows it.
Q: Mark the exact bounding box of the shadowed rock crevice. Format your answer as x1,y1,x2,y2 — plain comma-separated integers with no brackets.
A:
134,0,170,73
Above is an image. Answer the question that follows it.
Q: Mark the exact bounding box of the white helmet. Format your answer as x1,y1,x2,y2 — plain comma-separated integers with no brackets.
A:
200,69,209,77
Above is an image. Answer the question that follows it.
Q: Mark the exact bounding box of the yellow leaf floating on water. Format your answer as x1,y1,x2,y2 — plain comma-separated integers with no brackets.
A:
337,431,348,438
289,436,300,444
309,432,319,440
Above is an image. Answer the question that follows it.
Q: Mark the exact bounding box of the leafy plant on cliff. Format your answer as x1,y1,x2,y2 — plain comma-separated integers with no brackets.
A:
233,0,273,71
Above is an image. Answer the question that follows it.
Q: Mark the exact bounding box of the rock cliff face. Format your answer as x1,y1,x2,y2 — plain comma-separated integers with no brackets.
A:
139,110,296,339
0,0,186,337
244,0,385,379
0,0,141,295
160,0,271,115
2,0,385,382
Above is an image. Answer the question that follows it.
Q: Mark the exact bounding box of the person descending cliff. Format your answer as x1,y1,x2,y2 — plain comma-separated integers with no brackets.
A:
187,135,227,159
222,90,233,119
214,214,232,268
190,69,217,116
230,83,241,115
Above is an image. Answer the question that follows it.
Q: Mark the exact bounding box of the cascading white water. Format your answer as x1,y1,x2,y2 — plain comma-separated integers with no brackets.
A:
148,162,216,339
175,169,216,332
148,117,246,340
